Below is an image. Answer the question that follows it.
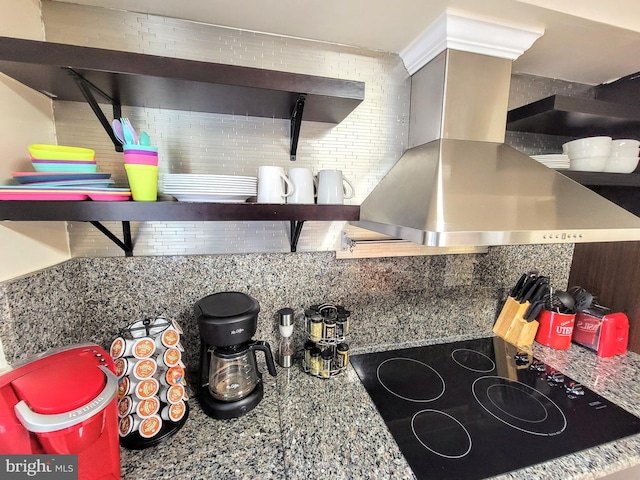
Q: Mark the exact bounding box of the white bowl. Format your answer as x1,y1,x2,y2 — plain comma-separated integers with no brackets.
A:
609,146,639,157
569,156,608,172
563,136,612,155
568,144,612,159
603,156,640,174
612,139,640,150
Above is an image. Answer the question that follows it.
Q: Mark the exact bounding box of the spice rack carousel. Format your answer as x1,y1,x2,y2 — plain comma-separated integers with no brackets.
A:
301,303,351,378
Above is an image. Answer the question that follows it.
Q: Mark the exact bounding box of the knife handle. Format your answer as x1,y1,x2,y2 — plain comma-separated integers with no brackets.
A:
510,273,528,298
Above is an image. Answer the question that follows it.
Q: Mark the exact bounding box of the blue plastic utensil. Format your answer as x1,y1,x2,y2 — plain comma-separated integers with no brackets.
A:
121,118,138,145
140,131,151,146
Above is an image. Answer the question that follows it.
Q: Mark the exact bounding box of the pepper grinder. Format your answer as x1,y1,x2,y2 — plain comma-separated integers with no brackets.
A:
277,308,295,368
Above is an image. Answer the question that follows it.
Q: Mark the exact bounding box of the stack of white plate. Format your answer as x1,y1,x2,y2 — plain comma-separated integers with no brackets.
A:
161,174,257,203
530,154,570,170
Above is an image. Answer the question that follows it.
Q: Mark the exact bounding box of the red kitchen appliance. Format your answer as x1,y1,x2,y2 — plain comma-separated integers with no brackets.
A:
572,305,629,358
0,344,121,480
535,309,575,350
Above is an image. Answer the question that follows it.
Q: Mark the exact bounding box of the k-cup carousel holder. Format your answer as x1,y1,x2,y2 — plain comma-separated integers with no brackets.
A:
109,317,190,450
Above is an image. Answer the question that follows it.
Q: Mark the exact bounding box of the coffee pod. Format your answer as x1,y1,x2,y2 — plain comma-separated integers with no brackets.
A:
111,337,156,359
118,377,159,400
159,365,185,387
155,327,181,349
171,319,184,335
117,377,134,399
118,414,141,437
136,396,161,418
117,395,135,418
110,337,127,359
160,400,186,423
157,348,181,369
133,377,160,400
132,358,158,380
130,338,157,359
159,383,185,404
114,357,134,378
138,414,163,439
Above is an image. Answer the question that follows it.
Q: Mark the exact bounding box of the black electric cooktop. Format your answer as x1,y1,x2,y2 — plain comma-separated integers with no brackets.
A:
351,336,640,480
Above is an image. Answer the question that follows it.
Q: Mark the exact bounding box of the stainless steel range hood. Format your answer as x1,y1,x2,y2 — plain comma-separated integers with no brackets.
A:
354,48,640,247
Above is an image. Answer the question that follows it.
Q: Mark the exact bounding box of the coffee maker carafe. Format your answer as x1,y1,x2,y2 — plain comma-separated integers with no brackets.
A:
195,292,277,419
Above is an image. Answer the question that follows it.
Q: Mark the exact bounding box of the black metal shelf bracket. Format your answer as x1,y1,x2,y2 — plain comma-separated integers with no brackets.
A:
67,68,123,152
290,94,306,161
289,220,305,252
89,221,133,256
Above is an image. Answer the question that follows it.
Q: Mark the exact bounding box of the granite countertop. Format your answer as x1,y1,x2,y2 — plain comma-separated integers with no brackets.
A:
120,335,640,480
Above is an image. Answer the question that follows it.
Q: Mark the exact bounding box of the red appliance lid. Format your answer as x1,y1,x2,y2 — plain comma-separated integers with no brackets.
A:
11,355,105,414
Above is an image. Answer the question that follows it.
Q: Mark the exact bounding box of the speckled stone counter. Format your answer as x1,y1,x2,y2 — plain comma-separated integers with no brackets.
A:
120,335,640,480
6,247,630,479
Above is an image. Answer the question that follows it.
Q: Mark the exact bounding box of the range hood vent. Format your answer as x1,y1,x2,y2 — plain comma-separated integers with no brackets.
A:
353,14,640,247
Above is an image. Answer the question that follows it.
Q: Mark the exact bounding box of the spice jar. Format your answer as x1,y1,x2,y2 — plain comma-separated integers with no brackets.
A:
304,309,315,333
304,340,315,371
336,343,349,370
309,314,323,342
310,347,322,376
323,317,336,340
336,312,350,338
320,350,333,378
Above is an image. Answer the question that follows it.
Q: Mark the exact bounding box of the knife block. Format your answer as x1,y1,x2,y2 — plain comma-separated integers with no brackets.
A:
493,296,539,347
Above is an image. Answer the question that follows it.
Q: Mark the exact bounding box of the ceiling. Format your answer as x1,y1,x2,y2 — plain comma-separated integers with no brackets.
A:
52,0,640,85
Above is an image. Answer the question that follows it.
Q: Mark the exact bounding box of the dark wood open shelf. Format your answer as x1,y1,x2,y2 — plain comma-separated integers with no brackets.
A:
0,36,364,123
0,201,360,222
0,201,360,255
0,36,365,254
560,170,640,187
507,95,640,139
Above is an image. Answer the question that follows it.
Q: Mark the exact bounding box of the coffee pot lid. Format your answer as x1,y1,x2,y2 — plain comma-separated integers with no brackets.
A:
195,292,260,320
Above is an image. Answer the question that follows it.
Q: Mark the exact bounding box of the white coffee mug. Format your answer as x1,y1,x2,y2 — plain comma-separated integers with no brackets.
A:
316,169,354,205
287,167,315,204
257,166,295,204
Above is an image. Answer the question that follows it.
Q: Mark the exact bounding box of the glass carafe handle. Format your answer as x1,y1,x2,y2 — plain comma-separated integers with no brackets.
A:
250,340,278,377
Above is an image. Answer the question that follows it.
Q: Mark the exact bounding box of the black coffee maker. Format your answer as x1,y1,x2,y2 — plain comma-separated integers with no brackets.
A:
195,292,277,419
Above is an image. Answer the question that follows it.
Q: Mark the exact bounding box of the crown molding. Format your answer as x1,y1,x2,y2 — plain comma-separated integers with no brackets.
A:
400,11,544,75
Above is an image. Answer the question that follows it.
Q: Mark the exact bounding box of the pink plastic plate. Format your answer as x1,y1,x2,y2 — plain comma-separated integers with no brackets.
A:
87,192,132,201
0,190,89,200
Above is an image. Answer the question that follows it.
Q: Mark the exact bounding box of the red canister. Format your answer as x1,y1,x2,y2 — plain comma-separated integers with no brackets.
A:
535,309,575,349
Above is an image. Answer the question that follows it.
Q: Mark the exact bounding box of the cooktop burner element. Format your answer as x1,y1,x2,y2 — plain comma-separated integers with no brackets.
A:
472,376,567,436
377,358,445,402
451,348,496,372
411,409,472,459
351,336,640,480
